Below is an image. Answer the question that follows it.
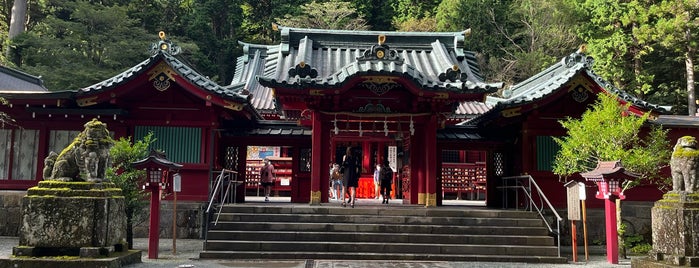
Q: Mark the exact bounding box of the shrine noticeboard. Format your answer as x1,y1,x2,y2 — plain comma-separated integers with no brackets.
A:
246,146,280,160
564,181,581,221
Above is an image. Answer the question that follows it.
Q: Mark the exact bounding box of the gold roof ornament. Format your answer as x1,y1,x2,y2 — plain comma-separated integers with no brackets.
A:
150,31,181,56
577,44,587,54
378,35,386,45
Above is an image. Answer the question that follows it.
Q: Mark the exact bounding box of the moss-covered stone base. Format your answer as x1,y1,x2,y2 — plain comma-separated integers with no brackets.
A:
646,193,699,267
0,249,141,268
15,181,127,257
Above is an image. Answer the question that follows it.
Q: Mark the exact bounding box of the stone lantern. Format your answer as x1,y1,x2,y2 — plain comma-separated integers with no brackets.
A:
132,150,182,259
580,160,637,264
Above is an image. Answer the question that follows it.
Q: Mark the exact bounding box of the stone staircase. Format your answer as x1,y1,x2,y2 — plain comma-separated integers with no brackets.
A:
199,202,567,263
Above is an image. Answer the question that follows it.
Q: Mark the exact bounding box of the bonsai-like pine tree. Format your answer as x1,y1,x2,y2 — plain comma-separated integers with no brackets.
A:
553,93,670,187
552,93,670,257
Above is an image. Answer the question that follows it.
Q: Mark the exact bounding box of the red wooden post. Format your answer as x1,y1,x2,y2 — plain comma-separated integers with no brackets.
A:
148,187,161,259
580,161,633,265
571,220,578,262
132,151,183,260
604,198,619,264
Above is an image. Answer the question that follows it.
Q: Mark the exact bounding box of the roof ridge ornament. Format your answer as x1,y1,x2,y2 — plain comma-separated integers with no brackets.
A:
150,31,181,56
356,35,403,64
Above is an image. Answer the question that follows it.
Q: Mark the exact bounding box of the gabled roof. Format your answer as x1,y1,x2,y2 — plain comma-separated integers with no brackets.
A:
0,65,48,92
1,35,257,119
79,49,249,103
468,52,670,125
231,26,502,114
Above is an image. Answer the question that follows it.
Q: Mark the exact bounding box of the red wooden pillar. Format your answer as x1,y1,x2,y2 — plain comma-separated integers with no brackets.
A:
604,198,619,264
424,114,438,207
310,110,326,204
413,123,426,205
148,188,160,259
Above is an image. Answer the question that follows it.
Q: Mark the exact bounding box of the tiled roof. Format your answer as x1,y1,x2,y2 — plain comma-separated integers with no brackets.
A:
80,51,249,103
652,115,699,128
436,126,484,140
223,121,312,137
470,52,670,125
0,65,48,92
232,26,502,113
454,101,492,117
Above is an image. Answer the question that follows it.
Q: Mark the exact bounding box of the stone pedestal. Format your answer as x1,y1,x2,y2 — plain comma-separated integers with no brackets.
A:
633,193,699,267
12,181,127,258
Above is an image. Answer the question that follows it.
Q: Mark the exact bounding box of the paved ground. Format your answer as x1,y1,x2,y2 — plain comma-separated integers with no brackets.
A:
0,236,637,268
0,196,641,267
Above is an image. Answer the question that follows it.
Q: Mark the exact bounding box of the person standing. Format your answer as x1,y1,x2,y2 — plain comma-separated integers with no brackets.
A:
259,158,275,202
380,160,393,204
329,163,342,200
373,163,381,199
341,147,359,208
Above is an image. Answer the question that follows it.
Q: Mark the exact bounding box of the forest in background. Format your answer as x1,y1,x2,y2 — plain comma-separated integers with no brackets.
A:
1,0,697,115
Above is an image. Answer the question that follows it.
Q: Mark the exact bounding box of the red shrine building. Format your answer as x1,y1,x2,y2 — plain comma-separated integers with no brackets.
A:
1,27,696,208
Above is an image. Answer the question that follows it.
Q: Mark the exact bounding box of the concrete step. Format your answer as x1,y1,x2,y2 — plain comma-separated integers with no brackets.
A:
199,250,568,263
217,205,540,219
214,213,547,227
208,221,551,236
203,241,561,256
205,230,555,245
201,204,562,263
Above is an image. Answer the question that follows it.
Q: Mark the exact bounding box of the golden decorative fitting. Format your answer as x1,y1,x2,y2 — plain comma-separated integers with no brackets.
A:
159,31,166,40
452,65,459,71
434,92,448,99
224,101,244,111
376,50,385,59
378,35,386,45
464,28,471,37
299,61,306,68
77,96,99,107
272,23,279,31
578,44,587,53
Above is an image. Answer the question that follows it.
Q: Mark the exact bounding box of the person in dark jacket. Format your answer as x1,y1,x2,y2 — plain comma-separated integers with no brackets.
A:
341,147,359,207
380,160,393,204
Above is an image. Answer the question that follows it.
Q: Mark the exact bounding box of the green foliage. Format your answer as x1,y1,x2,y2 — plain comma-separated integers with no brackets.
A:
391,0,440,27
553,93,671,189
436,0,580,85
106,132,155,248
11,0,152,90
275,0,369,30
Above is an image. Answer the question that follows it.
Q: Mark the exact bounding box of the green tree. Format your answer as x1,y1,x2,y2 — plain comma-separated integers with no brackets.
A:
276,0,369,30
553,93,670,182
553,93,670,258
11,0,152,90
350,0,394,30
640,0,699,115
391,0,439,28
107,132,155,249
576,0,658,100
436,0,580,85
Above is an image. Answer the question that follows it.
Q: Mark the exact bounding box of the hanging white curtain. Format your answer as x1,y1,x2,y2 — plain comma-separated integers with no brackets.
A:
0,130,10,180
11,129,39,180
48,130,80,154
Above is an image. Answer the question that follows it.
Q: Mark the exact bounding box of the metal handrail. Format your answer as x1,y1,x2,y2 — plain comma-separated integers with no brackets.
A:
205,169,239,224
501,175,563,257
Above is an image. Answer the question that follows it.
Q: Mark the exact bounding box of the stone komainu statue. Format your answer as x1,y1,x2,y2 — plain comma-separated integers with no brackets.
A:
43,119,114,182
670,136,699,193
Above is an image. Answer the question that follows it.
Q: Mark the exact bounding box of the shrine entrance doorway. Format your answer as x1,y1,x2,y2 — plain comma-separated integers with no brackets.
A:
440,149,487,206
331,136,408,203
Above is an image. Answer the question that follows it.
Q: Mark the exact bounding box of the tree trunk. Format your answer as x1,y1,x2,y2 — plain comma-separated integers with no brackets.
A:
686,27,696,116
616,198,627,259
8,0,27,39
126,214,134,249
6,0,28,60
